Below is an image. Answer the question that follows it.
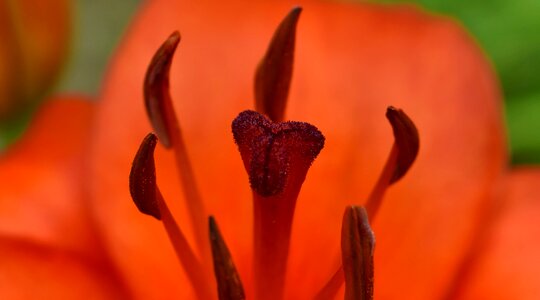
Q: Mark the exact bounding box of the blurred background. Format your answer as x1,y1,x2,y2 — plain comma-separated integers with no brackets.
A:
1,0,539,164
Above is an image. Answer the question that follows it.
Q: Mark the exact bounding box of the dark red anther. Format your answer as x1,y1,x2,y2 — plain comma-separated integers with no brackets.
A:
365,107,419,218
129,133,161,220
209,216,246,300
386,106,419,183
254,7,302,122
144,31,181,148
232,110,324,197
341,206,375,300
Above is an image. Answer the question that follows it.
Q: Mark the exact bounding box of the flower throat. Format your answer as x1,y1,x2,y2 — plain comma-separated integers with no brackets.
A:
129,6,419,300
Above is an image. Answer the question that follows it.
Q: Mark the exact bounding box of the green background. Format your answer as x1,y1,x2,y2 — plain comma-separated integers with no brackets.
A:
6,0,540,164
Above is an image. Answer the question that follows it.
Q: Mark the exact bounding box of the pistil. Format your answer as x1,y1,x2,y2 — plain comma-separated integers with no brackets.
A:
232,110,324,300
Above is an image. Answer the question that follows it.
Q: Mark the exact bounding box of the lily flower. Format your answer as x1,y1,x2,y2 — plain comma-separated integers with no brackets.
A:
1,0,539,299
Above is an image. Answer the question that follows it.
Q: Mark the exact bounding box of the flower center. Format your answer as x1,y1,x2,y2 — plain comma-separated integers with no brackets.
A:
128,6,419,300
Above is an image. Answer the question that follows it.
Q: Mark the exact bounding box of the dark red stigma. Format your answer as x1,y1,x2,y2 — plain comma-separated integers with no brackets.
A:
232,110,324,197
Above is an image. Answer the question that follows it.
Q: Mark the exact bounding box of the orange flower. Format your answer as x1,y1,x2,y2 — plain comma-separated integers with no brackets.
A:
1,0,539,299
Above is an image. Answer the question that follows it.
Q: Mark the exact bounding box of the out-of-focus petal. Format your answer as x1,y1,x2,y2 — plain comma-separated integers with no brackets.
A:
89,0,505,298
0,96,129,297
462,168,540,300
0,97,104,258
0,0,71,119
0,235,126,299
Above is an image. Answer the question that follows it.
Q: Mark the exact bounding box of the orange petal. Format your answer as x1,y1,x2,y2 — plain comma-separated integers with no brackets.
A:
0,0,71,119
0,235,126,299
0,96,105,258
89,0,505,298
460,168,540,299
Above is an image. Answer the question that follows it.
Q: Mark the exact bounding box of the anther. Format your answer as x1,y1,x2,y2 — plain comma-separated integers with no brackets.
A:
209,216,246,300
144,31,180,148
129,133,161,219
144,31,209,261
341,206,375,300
365,107,419,218
385,106,420,183
129,133,212,299
232,110,324,300
254,7,302,122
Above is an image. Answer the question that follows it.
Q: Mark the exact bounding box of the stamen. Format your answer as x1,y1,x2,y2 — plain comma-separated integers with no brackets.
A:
143,31,180,147
318,107,418,295
209,216,246,300
129,133,212,299
385,106,420,184
144,31,209,260
157,191,212,299
232,110,325,300
254,7,302,122
314,266,344,300
365,106,419,218
341,206,375,300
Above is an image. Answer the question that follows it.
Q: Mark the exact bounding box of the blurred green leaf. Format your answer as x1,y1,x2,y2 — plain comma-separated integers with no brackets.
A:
58,0,141,94
506,93,540,164
0,110,32,151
